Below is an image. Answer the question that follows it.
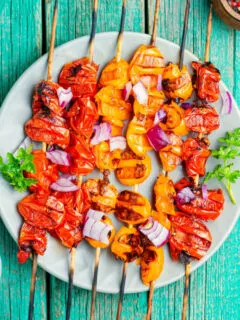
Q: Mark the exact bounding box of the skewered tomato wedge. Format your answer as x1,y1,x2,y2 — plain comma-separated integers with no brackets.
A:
133,89,165,117
85,215,115,249
162,63,193,101
111,226,143,262
25,150,59,193
116,190,151,224
182,138,211,179
129,45,164,87
25,110,70,146
65,97,98,138
169,212,212,260
32,80,64,116
115,150,151,186
18,193,65,230
58,57,98,98
127,114,153,157
82,178,118,214
192,61,221,102
158,101,188,136
176,188,224,220
95,86,132,120
159,133,183,172
154,174,176,215
53,207,84,248
93,141,122,171
99,58,129,88
60,133,95,176
140,246,164,286
17,223,47,264
52,189,83,215
184,104,220,134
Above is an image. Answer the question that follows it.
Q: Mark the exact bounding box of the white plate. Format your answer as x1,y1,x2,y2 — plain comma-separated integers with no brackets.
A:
0,32,239,294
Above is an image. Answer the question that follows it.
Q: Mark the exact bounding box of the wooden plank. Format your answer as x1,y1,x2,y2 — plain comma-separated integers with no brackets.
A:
148,1,239,320
44,0,145,319
0,1,47,319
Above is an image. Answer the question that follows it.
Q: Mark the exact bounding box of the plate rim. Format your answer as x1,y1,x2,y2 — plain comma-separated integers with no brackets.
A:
0,31,240,294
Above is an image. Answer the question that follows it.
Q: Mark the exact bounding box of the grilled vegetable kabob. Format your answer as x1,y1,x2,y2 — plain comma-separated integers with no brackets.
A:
86,1,130,319
17,2,66,319
169,4,223,320
54,1,99,318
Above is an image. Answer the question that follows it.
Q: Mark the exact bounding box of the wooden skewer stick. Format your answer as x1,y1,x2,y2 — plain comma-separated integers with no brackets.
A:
151,0,161,46
66,246,76,320
89,0,99,65
28,2,58,320
182,4,213,320
116,0,127,62
179,0,191,71
90,247,101,320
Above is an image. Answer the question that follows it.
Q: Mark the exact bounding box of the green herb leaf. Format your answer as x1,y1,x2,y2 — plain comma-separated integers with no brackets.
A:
0,146,37,192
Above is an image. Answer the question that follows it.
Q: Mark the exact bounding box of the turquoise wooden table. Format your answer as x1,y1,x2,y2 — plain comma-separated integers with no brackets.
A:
0,0,239,319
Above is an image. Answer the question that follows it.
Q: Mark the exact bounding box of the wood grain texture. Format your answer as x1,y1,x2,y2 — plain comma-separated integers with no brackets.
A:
0,0,239,319
148,1,240,320
0,1,47,319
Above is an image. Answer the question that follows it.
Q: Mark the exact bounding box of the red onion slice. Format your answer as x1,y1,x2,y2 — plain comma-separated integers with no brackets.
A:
175,187,196,205
83,218,113,245
147,125,170,151
123,81,132,101
221,91,233,115
91,122,112,145
139,217,170,248
46,150,71,166
50,177,79,192
153,109,167,125
202,184,208,200
60,174,77,181
109,136,127,152
133,81,148,105
181,102,192,110
57,87,73,108
157,74,163,91
86,209,104,221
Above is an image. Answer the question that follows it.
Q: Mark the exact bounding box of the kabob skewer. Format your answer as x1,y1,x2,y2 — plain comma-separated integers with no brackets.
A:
181,3,214,319
28,2,59,319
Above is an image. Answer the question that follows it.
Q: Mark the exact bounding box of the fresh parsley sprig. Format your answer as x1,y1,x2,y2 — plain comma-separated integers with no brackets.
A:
0,145,37,192
204,128,240,204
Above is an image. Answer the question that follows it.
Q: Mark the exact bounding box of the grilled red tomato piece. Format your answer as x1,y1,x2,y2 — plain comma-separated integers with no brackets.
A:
65,97,98,138
176,188,224,220
54,207,84,248
52,189,83,213
25,110,70,146
58,57,98,98
169,212,212,260
182,138,211,179
192,61,221,102
184,105,220,134
17,222,47,264
59,133,95,175
32,80,63,116
25,150,59,193
18,193,65,230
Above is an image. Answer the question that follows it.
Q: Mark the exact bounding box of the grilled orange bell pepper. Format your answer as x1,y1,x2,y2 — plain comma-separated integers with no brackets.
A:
133,89,165,117
158,101,188,136
116,190,151,224
111,226,143,262
102,117,124,137
95,86,132,120
99,58,129,89
151,210,171,230
93,141,122,171
154,174,176,215
115,150,151,186
162,63,193,101
129,45,164,88
159,145,182,172
127,115,153,157
85,215,115,249
140,246,164,286
82,178,118,214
